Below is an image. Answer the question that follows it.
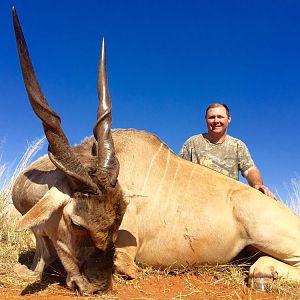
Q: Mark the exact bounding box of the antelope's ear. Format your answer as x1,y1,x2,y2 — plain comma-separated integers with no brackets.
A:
16,187,69,231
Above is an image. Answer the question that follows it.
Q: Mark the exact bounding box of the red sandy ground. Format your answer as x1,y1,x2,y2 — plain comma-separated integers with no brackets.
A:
0,273,294,300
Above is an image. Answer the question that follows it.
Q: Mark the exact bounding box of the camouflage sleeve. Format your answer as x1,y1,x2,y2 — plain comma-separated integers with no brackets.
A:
237,140,255,175
178,140,192,161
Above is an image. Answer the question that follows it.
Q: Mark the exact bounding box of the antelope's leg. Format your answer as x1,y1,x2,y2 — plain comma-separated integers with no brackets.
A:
114,202,139,279
15,232,56,279
248,256,300,291
31,233,57,275
233,189,300,290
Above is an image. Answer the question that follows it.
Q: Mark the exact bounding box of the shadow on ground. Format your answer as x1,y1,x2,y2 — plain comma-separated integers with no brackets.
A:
18,250,67,295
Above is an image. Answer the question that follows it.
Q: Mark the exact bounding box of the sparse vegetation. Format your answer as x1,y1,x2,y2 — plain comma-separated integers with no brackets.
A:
284,176,300,216
0,139,300,298
0,138,44,287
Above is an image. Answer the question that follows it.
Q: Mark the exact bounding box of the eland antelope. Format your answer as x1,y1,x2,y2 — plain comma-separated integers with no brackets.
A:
12,8,300,295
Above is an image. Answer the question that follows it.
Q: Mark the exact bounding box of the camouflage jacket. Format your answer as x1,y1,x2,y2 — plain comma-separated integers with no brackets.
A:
179,134,255,180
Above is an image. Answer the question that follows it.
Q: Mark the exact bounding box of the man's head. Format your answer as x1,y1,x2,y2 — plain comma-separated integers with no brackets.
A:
205,103,231,140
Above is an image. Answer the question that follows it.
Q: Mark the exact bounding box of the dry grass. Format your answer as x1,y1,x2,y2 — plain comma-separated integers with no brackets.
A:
113,263,300,298
284,176,300,216
0,138,44,288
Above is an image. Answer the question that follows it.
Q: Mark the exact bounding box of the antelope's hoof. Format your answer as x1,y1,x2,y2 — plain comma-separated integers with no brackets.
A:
248,276,273,292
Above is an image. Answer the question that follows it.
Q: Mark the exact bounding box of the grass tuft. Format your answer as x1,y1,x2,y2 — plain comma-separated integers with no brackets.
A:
0,137,44,288
284,176,300,215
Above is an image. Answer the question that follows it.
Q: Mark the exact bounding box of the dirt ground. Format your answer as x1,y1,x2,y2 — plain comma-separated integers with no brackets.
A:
0,251,298,299
0,272,297,300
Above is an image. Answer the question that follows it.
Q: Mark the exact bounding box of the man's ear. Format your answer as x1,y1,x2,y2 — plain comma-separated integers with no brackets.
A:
228,116,232,123
15,187,69,231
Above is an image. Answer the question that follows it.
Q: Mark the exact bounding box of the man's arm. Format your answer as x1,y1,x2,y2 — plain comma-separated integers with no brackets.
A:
242,166,276,199
178,142,191,161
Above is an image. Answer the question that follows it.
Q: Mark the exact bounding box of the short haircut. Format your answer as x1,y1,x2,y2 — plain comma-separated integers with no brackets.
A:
205,103,230,118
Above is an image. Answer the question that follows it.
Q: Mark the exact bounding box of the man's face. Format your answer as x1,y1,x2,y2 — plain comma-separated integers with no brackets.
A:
206,106,231,136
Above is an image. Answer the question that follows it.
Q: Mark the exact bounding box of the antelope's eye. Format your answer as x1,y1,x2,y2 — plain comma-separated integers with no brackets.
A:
70,218,86,230
81,193,90,198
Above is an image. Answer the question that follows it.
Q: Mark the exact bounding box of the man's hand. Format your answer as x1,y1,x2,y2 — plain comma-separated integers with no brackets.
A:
243,166,277,200
253,184,277,199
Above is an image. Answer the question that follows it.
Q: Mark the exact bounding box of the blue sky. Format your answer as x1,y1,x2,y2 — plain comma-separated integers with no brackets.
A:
0,1,299,202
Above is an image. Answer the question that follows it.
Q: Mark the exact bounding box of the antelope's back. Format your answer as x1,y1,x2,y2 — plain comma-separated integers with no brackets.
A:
12,155,66,215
